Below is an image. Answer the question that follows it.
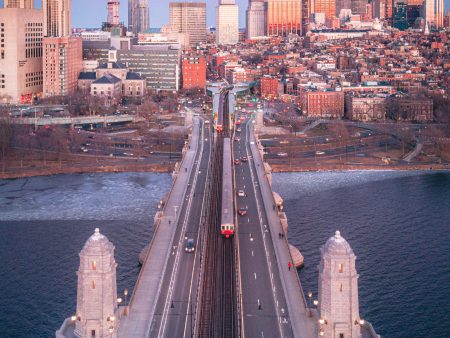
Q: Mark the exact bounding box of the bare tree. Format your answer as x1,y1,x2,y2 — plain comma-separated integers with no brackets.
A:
0,117,12,173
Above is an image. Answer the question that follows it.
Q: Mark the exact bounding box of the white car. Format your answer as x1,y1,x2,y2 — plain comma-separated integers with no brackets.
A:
237,190,245,197
315,151,325,155
277,152,288,157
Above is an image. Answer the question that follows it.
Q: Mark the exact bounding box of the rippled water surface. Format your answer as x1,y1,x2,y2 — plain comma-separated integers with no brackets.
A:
0,173,171,337
273,171,450,338
1,171,449,337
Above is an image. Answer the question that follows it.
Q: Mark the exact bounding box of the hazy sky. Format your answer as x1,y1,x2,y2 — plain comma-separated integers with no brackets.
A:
0,0,448,29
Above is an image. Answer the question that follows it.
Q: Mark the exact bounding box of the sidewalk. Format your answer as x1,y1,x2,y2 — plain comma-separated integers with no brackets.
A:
117,118,201,337
249,125,316,338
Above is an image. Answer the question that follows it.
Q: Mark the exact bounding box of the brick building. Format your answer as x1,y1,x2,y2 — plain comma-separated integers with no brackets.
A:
345,95,386,121
182,54,206,90
301,89,344,118
387,96,433,122
43,36,82,97
260,76,279,99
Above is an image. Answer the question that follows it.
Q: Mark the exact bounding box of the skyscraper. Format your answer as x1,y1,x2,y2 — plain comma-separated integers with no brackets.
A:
267,0,302,36
107,0,120,26
42,0,71,37
421,0,435,26
246,0,265,38
336,0,351,16
312,0,335,21
216,0,239,45
0,7,43,103
128,0,149,35
3,0,33,8
169,2,207,46
351,0,368,16
435,0,444,28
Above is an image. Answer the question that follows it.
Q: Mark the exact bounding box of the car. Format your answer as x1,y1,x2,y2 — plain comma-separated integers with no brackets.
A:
277,152,288,157
185,238,195,252
315,151,325,155
238,208,247,216
234,137,241,142
234,159,240,165
240,156,248,162
237,190,245,197
236,128,242,132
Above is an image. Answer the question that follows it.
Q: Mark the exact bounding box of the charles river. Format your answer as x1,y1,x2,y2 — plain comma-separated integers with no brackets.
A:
0,171,449,338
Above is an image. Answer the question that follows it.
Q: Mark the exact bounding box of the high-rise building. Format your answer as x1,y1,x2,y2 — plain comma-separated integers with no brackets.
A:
169,2,207,46
435,0,444,28
42,0,71,37
318,231,362,338
302,0,311,34
216,0,239,45
351,0,368,16
3,0,33,8
128,0,149,35
43,36,82,97
312,0,335,21
393,1,408,29
267,0,302,36
107,0,120,26
246,0,266,38
373,0,386,18
421,0,436,27
385,0,394,24
336,0,351,16
0,8,43,103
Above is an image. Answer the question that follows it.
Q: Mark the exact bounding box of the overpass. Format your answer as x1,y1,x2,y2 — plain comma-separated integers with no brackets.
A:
3,114,144,126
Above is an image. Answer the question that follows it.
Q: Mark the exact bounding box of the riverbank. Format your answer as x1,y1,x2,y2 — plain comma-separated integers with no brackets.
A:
0,161,173,180
271,162,450,172
2,160,449,180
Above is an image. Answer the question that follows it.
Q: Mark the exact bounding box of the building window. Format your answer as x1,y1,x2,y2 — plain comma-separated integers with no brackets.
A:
91,329,96,337
92,280,96,289
91,261,96,270
340,283,343,292
338,263,343,273
339,334,344,338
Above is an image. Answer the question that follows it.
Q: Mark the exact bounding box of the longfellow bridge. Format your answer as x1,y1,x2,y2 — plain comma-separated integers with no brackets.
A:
56,86,379,338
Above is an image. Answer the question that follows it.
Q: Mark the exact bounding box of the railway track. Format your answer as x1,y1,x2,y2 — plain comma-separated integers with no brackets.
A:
197,88,238,338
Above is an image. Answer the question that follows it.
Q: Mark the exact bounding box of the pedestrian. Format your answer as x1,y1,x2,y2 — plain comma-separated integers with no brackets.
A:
288,261,292,271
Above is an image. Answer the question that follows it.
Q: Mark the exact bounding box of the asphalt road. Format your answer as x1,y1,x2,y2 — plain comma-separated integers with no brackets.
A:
149,120,212,338
234,118,294,338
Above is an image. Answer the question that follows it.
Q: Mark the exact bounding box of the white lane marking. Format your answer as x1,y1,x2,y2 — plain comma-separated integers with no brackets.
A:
245,122,283,337
251,250,254,257
254,272,257,280
159,118,205,338
183,122,212,338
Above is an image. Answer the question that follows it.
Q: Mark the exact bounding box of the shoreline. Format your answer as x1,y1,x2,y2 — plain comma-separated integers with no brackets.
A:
1,161,448,180
0,163,173,180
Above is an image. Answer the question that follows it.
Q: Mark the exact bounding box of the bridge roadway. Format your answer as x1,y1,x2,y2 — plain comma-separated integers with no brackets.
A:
117,117,205,337
3,114,143,126
148,120,211,338
246,120,316,338
234,119,294,337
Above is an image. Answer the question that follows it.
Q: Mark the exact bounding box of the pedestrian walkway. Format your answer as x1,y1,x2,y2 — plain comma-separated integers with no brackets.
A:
117,118,202,337
249,125,316,338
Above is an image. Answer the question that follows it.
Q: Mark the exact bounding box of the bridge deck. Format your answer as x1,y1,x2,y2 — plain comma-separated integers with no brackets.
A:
248,124,317,338
117,118,201,337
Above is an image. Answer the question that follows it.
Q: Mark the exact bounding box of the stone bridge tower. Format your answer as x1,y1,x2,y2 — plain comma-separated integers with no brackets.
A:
318,231,362,338
74,228,119,338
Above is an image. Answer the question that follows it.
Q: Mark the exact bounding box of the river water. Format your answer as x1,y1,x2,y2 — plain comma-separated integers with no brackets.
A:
0,171,449,337
273,171,450,338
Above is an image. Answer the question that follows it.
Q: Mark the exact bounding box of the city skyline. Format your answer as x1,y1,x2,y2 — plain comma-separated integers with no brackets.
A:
1,0,449,28
0,0,251,28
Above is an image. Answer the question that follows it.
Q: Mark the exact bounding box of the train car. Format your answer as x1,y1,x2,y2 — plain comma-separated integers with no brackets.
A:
221,138,235,237
216,92,224,133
